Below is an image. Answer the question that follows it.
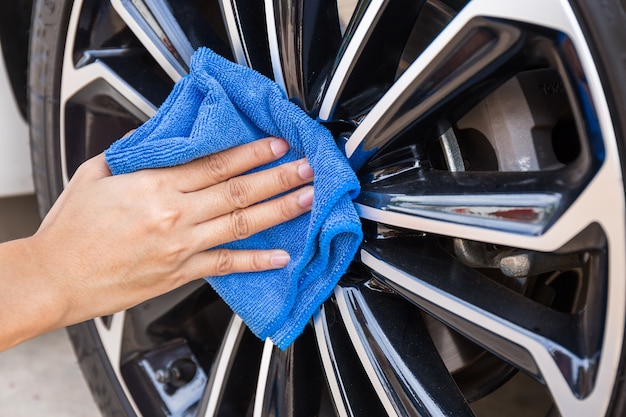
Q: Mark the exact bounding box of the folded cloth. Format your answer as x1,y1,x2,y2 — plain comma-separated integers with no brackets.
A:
105,47,362,349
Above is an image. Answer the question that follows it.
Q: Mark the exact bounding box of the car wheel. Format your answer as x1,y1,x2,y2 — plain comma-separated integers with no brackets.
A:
28,0,626,416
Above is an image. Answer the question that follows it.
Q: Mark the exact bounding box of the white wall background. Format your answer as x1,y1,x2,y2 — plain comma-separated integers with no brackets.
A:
0,44,34,198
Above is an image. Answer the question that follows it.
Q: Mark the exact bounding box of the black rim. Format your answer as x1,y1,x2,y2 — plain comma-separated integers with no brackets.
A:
55,1,625,416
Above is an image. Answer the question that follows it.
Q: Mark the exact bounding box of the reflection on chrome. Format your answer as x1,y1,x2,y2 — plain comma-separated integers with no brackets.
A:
388,193,560,235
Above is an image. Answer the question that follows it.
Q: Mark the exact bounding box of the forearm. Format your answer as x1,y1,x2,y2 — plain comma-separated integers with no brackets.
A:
0,237,66,351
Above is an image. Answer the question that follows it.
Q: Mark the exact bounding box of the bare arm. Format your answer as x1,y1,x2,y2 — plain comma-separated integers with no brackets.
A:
0,137,314,351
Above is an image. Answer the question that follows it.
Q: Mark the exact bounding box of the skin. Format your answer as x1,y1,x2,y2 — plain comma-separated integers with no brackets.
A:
0,137,314,351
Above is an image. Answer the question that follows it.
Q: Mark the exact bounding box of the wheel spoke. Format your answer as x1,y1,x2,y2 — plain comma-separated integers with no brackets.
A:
62,62,157,119
359,240,611,415
93,312,143,415
318,0,429,120
218,0,249,66
111,0,194,80
61,0,165,180
59,61,156,181
344,14,525,161
264,0,342,109
334,285,475,416
314,302,389,417
343,0,568,160
253,330,327,417
357,156,621,252
198,315,246,417
343,0,610,165
314,306,352,417
61,45,159,182
358,170,569,237
360,242,568,363
205,325,265,415
62,0,158,118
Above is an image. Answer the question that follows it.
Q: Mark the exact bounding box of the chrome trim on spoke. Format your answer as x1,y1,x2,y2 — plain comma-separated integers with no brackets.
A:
218,0,250,66
314,306,352,417
200,316,246,417
387,193,560,236
252,339,275,417
263,0,287,93
143,0,194,67
357,151,623,252
139,0,194,64
334,286,397,416
110,0,189,80
318,0,384,121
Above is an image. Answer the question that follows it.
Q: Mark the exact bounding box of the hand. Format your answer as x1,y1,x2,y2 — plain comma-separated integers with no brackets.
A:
0,137,313,349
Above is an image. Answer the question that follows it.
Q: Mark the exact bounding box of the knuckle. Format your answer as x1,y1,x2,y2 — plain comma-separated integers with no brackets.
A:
226,178,251,208
250,252,265,271
251,141,268,161
143,204,182,235
277,197,298,221
274,166,293,190
202,152,232,182
155,241,187,272
166,241,186,261
216,249,234,275
229,209,251,240
168,267,187,287
157,208,182,231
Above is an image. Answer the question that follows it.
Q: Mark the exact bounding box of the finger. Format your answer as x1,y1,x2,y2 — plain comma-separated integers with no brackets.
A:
192,186,314,250
186,158,314,223
159,137,291,192
181,249,291,281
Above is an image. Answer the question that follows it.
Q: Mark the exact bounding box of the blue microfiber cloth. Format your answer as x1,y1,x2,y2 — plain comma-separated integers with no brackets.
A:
105,47,362,349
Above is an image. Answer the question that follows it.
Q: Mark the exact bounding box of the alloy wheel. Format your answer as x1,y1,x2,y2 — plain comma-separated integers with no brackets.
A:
42,0,626,416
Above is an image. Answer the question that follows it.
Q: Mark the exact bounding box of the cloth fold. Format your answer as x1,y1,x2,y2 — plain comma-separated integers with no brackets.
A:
105,47,362,349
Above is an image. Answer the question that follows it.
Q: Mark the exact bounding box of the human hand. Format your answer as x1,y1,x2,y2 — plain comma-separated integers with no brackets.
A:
1,137,313,348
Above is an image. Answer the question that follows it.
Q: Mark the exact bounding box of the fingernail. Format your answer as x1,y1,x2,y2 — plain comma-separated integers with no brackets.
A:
271,251,291,267
298,187,314,208
298,162,314,180
270,139,289,157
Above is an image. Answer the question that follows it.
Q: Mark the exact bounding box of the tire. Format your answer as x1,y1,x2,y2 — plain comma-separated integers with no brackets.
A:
27,0,626,416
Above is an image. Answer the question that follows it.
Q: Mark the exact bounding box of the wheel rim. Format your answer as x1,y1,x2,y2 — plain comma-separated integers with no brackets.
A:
56,1,625,416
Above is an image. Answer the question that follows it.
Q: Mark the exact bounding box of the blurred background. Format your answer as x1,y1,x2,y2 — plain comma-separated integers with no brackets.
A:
0,200,100,417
